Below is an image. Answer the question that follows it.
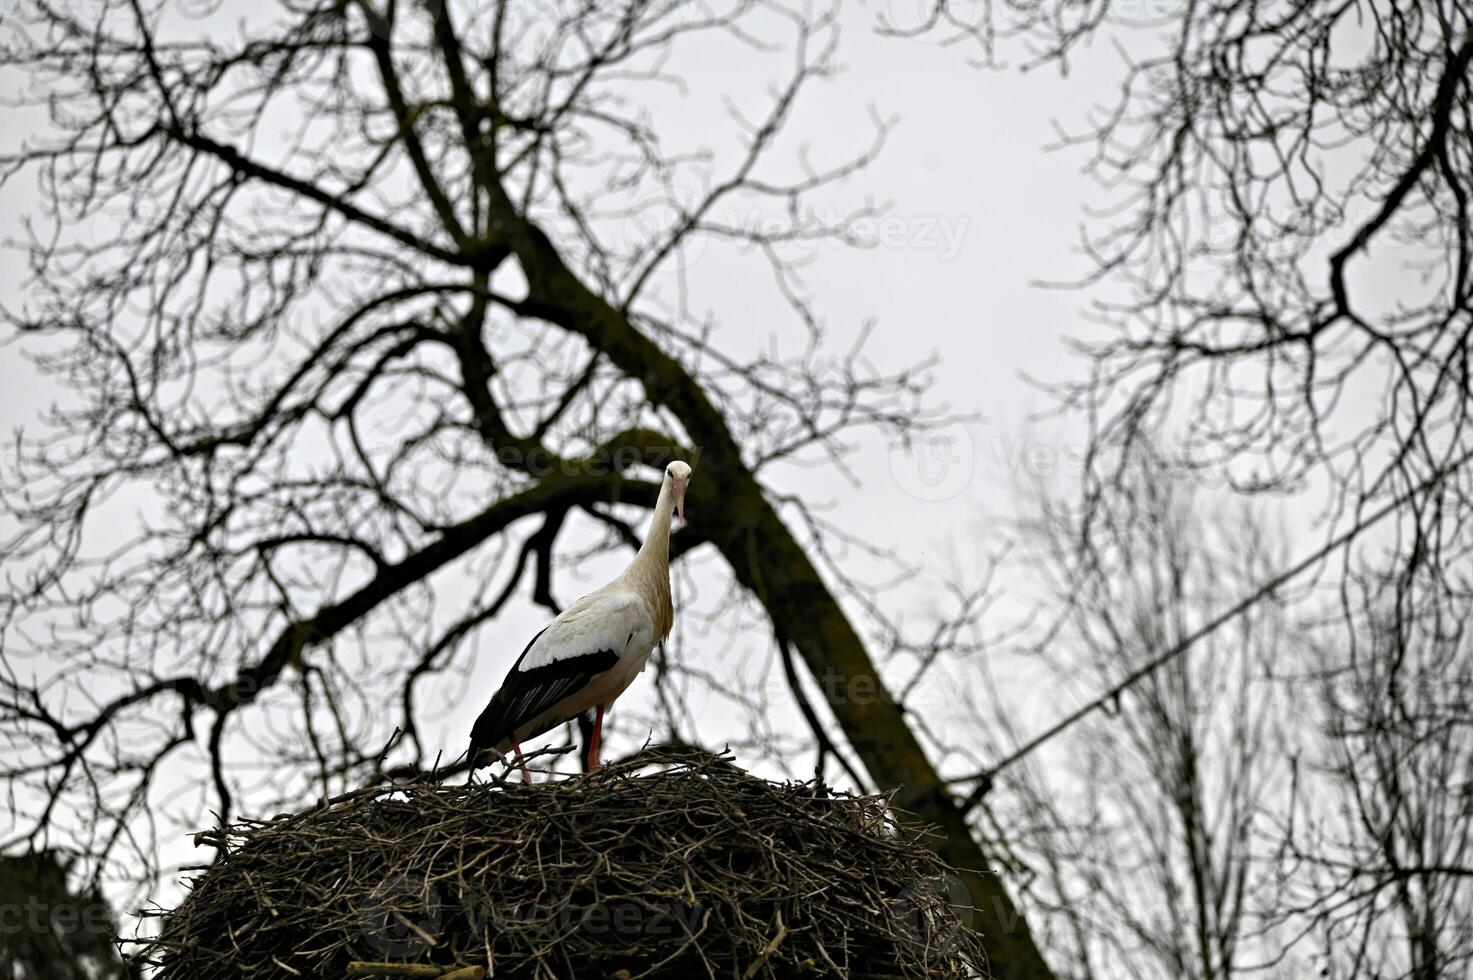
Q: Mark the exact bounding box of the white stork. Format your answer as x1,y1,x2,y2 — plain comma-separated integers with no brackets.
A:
468,460,691,780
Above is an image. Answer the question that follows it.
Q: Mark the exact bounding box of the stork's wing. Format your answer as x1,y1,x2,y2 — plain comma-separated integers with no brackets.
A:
467,644,617,757
467,590,647,762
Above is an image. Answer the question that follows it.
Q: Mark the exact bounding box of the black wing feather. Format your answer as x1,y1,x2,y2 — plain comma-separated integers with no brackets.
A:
468,628,619,766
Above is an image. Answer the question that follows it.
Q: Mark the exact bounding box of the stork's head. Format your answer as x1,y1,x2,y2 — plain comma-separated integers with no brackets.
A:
665,460,692,524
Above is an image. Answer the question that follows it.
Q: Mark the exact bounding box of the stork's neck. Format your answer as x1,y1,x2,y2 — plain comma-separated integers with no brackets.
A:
633,478,676,568
622,478,676,639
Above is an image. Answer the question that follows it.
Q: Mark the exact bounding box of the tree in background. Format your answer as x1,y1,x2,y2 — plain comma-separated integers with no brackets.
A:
898,0,1473,615
972,444,1472,980
1282,571,1473,979
979,447,1290,980
898,2,1473,977
918,0,1471,575
0,2,1052,976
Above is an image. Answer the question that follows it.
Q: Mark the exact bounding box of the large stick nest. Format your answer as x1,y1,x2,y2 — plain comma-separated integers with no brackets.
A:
145,748,987,978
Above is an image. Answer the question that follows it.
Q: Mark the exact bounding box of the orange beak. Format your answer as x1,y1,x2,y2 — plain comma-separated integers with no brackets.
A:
673,478,687,525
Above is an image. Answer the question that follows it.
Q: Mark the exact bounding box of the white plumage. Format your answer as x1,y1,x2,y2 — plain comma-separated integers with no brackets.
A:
468,460,690,779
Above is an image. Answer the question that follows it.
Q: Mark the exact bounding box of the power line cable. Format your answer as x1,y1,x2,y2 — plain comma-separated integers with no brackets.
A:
955,448,1473,815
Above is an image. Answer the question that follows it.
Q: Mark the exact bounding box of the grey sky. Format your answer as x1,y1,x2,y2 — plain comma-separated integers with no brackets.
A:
0,0,1266,919
0,0,1121,742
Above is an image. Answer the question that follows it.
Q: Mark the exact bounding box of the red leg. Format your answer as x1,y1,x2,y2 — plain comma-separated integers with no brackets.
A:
511,739,531,784
588,704,605,773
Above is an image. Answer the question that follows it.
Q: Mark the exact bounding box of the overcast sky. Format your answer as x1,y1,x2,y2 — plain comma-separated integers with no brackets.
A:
0,0,1280,899
0,1,1194,769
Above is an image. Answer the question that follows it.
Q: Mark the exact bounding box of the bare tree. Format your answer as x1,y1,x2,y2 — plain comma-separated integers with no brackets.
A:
1275,570,1473,980
893,0,1473,605
973,447,1291,980
951,443,1473,980
0,1,1052,976
892,2,1473,977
